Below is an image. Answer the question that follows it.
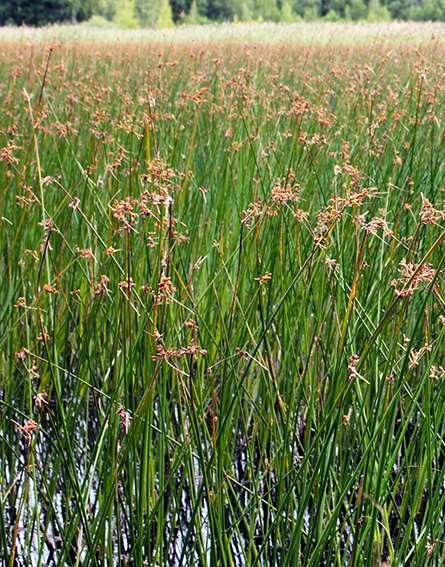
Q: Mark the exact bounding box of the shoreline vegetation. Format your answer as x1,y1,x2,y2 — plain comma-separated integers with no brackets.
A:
2,0,445,29
0,22,444,566
0,21,445,44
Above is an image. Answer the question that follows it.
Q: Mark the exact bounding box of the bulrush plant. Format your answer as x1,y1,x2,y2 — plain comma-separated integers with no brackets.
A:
0,31,444,566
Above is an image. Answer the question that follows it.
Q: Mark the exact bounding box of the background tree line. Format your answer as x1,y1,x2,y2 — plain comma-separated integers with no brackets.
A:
0,0,444,28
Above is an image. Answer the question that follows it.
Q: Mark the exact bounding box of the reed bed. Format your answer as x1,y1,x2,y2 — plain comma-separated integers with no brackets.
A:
0,30,444,565
1,21,445,45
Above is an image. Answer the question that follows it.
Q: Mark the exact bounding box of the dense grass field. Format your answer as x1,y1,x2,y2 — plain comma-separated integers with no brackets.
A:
1,24,445,566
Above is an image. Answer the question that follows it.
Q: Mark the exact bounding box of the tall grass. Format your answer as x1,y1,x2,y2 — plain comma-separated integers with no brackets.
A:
0,33,444,565
1,21,445,45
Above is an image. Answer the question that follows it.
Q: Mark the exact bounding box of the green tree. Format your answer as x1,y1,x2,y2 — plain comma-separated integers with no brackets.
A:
409,0,445,19
293,0,321,18
157,0,175,26
184,0,205,22
321,0,346,17
324,7,341,17
280,0,296,20
0,0,73,26
70,0,95,21
113,0,139,27
91,0,118,20
255,0,280,20
135,0,161,26
346,0,367,19
232,0,255,20
206,0,235,20
367,0,391,20
383,0,417,19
